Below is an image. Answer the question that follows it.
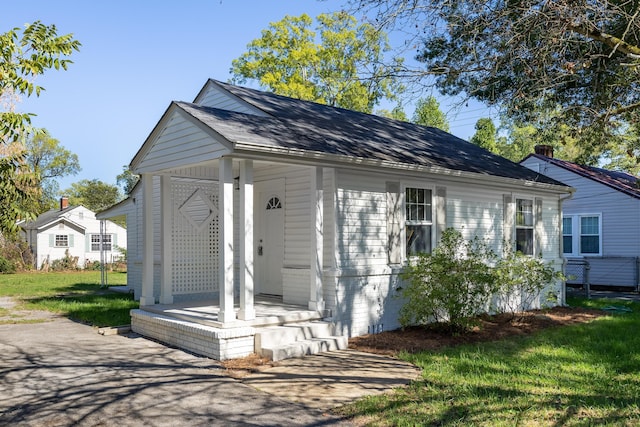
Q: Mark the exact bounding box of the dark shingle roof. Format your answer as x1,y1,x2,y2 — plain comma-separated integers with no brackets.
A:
178,79,568,187
525,154,640,199
21,206,79,230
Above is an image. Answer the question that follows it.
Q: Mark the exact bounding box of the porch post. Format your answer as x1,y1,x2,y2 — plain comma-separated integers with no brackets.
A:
140,173,155,306
309,167,325,311
218,157,235,323
159,175,173,304
238,160,255,320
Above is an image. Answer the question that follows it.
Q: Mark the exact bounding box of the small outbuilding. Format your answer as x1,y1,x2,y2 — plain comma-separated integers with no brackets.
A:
20,198,127,270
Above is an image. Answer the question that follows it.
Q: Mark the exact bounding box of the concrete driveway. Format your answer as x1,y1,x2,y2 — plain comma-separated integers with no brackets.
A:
0,318,351,426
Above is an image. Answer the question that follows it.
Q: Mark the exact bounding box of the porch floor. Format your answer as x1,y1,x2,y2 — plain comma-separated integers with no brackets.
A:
141,295,324,329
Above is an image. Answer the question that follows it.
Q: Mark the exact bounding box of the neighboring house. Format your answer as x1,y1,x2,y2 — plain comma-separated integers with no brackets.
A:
20,198,127,269
99,79,570,360
521,146,640,290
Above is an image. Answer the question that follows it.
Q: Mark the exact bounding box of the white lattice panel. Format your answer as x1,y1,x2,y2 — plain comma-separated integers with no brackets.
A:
172,179,219,294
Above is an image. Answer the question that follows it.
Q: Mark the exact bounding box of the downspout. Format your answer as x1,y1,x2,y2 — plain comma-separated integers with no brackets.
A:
558,190,575,306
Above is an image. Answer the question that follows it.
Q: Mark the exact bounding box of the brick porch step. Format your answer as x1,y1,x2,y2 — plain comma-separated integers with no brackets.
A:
255,321,348,361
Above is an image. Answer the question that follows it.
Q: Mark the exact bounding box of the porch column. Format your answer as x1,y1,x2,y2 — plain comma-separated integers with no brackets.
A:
309,167,325,311
238,160,255,320
140,173,155,306
159,175,173,304
218,157,235,323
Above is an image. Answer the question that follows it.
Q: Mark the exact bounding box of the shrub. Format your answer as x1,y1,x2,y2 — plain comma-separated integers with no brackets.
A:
398,228,564,332
50,249,80,271
493,249,564,315
0,256,16,274
399,228,497,331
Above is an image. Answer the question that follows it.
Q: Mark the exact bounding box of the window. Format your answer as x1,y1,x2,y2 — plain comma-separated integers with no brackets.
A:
266,196,282,210
55,235,68,247
405,187,432,256
580,216,600,254
561,214,601,256
562,217,573,254
91,234,112,251
515,198,534,255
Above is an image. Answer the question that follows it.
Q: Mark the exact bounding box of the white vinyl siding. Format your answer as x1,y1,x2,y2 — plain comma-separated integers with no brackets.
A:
195,83,268,116
137,111,230,173
335,171,388,269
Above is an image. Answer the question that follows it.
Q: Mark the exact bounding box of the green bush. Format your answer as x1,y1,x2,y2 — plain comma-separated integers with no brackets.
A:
493,248,563,314
49,249,79,271
399,228,563,331
399,228,497,331
0,256,16,274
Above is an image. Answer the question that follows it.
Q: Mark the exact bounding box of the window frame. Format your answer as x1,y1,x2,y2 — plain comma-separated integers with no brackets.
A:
402,182,435,260
55,234,69,248
90,234,112,252
514,197,535,255
561,214,602,257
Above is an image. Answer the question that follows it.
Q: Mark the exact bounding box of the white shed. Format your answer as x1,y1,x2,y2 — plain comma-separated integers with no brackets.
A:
20,198,127,269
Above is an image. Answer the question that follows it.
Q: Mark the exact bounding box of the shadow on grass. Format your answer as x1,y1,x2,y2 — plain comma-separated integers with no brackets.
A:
25,290,137,327
338,300,640,425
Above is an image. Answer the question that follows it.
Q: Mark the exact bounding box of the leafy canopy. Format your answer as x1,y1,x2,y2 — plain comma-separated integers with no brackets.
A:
412,96,450,132
231,11,405,113
0,21,80,233
24,129,81,212
63,179,122,213
350,0,640,154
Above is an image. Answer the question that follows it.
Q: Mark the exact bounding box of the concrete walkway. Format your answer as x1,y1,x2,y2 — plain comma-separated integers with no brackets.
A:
0,316,419,426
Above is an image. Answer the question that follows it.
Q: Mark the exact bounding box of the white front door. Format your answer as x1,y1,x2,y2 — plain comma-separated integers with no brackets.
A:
255,179,284,295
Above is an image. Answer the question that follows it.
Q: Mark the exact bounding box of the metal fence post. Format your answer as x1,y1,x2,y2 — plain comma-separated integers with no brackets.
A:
585,260,591,299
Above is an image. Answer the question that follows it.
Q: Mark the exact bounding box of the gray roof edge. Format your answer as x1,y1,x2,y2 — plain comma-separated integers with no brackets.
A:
234,142,572,194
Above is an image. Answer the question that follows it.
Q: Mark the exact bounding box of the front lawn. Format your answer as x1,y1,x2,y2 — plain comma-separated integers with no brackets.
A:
339,297,640,426
0,271,135,327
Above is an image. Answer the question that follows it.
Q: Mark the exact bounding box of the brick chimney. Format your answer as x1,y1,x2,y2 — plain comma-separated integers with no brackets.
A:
60,197,69,211
534,144,554,158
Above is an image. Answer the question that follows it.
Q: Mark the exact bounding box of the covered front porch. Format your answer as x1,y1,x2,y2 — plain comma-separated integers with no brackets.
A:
131,156,340,359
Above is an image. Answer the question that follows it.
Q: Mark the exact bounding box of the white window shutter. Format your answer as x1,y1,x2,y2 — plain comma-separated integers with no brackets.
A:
386,181,402,264
435,186,447,243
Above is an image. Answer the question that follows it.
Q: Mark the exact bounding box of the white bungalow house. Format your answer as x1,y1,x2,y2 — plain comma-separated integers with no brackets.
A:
522,146,640,291
100,79,571,361
20,198,127,269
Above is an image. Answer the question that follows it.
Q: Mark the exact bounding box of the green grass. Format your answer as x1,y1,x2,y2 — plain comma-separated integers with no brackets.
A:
338,297,640,426
0,271,136,327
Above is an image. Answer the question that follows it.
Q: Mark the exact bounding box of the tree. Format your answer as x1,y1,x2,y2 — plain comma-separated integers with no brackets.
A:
116,165,139,195
64,179,121,213
412,96,449,132
376,104,409,121
350,0,640,153
470,118,498,153
231,12,405,113
0,21,80,233
24,129,81,212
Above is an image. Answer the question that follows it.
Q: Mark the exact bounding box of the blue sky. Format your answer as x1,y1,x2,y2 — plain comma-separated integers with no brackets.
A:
3,1,490,191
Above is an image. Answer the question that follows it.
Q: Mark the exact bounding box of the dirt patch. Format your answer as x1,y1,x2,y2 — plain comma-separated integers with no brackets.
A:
0,296,58,324
221,353,277,378
348,306,605,356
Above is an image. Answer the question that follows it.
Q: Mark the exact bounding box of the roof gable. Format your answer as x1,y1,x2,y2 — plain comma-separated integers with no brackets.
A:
21,206,85,231
523,154,640,199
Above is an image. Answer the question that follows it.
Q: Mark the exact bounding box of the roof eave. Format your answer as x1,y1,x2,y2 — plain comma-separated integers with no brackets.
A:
233,141,573,195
